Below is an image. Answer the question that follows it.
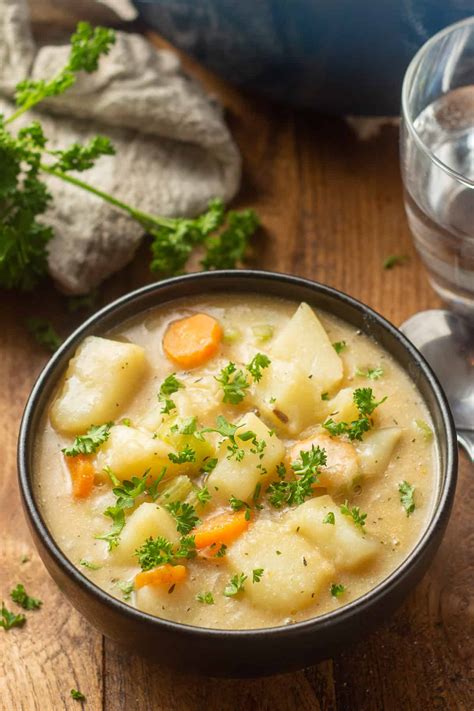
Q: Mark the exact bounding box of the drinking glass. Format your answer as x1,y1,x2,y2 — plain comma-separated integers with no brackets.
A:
401,17,474,316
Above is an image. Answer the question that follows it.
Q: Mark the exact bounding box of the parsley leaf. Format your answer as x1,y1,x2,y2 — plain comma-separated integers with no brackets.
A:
62,422,113,457
340,501,367,530
332,341,347,354
196,486,211,506
116,580,134,601
10,584,42,610
135,536,174,570
158,373,183,414
330,583,346,598
70,688,86,702
215,362,250,404
201,458,218,474
323,387,386,441
0,602,26,631
246,353,271,382
196,591,215,605
356,366,384,380
95,506,125,550
165,501,200,535
383,254,408,270
25,318,62,352
323,512,335,525
252,568,264,583
80,559,101,571
200,207,259,271
223,572,247,597
268,445,326,508
353,387,387,416
168,444,196,464
398,480,416,516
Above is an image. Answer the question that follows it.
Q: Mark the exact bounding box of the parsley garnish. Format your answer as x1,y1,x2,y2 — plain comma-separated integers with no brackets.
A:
323,387,386,441
224,572,247,597
201,458,218,473
356,366,384,380
80,559,101,570
340,501,367,529
330,583,346,598
174,535,197,560
215,362,250,404
0,602,26,631
116,580,134,601
26,317,62,352
321,392,329,401
196,486,211,506
267,445,326,508
252,568,264,583
158,373,183,414
215,544,227,558
165,501,200,535
135,536,174,570
10,584,42,610
323,512,335,525
398,480,416,516
229,495,249,512
246,353,271,382
168,444,196,464
196,591,215,605
0,22,259,290
383,254,408,270
62,422,113,457
332,340,347,354
95,506,125,550
70,688,86,701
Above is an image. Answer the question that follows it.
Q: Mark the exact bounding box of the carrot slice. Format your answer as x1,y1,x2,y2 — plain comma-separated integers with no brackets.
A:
163,313,222,368
65,454,96,499
193,510,250,550
135,564,187,590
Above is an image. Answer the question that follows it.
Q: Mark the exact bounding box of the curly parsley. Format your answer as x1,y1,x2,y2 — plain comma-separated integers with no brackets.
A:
10,584,42,610
398,480,416,516
165,501,200,535
340,501,367,530
0,602,26,631
246,353,271,382
267,445,327,508
215,362,250,404
224,572,247,597
62,422,113,457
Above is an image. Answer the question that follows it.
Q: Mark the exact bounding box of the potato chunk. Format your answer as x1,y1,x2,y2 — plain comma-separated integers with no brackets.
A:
288,432,359,492
271,303,343,392
50,336,148,434
114,502,179,563
356,427,402,477
227,520,334,613
207,413,285,503
95,425,171,481
252,358,323,436
322,387,359,423
287,495,378,571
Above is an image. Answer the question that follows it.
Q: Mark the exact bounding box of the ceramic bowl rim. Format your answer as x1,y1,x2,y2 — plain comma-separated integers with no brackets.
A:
18,270,458,641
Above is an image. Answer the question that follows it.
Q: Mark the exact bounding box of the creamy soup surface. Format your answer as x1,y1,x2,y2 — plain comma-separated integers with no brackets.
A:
35,294,437,630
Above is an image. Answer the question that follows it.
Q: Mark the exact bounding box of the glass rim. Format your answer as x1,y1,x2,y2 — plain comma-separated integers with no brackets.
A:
401,15,474,189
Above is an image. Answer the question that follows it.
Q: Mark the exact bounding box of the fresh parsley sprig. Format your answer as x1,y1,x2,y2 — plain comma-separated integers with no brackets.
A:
398,480,416,516
10,584,42,610
0,602,26,631
0,22,259,292
215,362,250,404
246,353,271,382
158,374,183,415
223,572,247,597
340,501,367,530
165,501,200,535
323,387,386,441
267,445,327,508
62,422,113,457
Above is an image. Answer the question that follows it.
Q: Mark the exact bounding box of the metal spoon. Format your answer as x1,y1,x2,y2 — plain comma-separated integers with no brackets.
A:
400,309,474,462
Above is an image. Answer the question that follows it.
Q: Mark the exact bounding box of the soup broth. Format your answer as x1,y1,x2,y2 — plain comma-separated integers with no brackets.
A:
34,294,437,630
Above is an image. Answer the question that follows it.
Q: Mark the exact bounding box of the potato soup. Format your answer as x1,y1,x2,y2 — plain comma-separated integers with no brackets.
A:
34,294,437,630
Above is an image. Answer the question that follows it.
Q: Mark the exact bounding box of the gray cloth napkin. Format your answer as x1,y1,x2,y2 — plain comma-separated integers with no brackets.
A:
0,0,241,293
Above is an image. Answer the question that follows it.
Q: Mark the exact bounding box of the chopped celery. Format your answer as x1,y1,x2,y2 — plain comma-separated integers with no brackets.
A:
252,324,274,343
223,326,241,344
415,419,433,441
157,475,193,504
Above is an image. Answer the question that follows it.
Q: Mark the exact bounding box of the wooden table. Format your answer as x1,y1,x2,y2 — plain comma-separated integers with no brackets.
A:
1,39,472,711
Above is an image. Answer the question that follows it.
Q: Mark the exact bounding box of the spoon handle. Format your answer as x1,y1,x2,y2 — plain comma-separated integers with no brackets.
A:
457,431,474,463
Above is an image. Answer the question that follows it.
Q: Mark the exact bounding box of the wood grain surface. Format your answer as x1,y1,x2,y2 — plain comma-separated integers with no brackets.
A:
1,34,472,711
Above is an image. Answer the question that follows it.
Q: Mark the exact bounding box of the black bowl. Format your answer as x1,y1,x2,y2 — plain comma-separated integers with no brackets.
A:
18,271,458,677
